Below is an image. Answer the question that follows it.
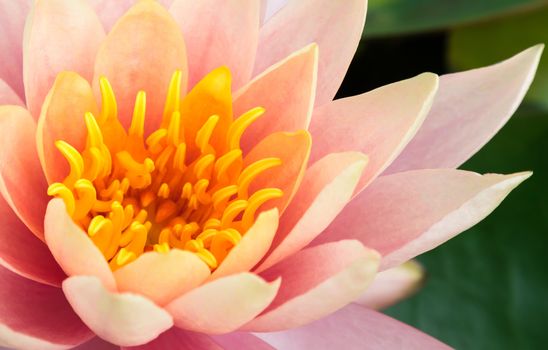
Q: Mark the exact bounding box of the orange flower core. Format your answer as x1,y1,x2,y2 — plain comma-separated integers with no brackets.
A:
47,68,283,271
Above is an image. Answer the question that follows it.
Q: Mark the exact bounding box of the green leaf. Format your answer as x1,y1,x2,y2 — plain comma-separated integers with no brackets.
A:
386,112,548,349
365,0,548,37
448,8,548,109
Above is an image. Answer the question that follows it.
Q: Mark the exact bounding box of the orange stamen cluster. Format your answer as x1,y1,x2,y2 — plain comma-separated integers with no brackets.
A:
47,70,283,270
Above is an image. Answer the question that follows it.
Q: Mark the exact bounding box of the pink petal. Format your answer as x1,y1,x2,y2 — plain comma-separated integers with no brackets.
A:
114,249,210,306
123,327,221,350
0,106,49,239
355,260,425,310
256,152,368,273
314,169,531,270
93,0,188,134
387,45,543,173
165,273,280,334
212,332,275,349
260,0,287,25
255,0,366,106
63,275,173,347
211,208,279,280
170,0,260,89
256,304,451,350
88,0,134,31
23,0,104,119
235,44,318,153
243,240,379,332
0,79,24,106
72,337,119,350
309,73,439,193
44,199,116,291
0,265,93,350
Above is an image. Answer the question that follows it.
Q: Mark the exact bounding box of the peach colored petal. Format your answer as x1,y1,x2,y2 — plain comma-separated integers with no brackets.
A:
243,131,311,213
211,208,279,280
256,152,368,273
170,0,260,89
243,240,379,332
314,169,531,270
212,332,275,349
254,0,366,106
36,71,99,184
234,44,318,153
122,327,222,350
44,199,116,291
63,275,173,347
93,0,188,134
0,265,93,350
387,45,543,173
309,73,439,193
114,249,210,306
0,106,49,240
165,273,280,334
355,260,425,310
0,79,24,106
23,0,104,119
256,304,451,350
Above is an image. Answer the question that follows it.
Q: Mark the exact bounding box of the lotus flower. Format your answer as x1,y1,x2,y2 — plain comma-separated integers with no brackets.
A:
0,0,542,349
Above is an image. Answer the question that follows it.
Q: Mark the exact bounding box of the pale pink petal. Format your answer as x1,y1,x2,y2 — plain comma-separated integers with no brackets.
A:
170,0,260,89
355,260,425,310
256,152,368,272
114,249,210,306
88,0,134,31
93,0,188,133
165,273,280,334
211,208,279,280
44,199,116,291
314,169,531,270
72,337,119,350
212,332,275,349
256,304,451,350
260,0,287,25
0,106,49,239
123,328,221,350
235,44,317,152
0,265,93,350
387,45,543,173
23,0,104,119
63,276,173,347
309,73,439,193
255,0,366,106
0,79,24,106
243,240,379,332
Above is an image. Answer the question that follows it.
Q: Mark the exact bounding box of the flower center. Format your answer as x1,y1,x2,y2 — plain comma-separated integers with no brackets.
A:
47,69,283,271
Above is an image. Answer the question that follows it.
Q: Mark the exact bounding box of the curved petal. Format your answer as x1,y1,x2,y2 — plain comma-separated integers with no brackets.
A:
314,169,531,270
23,0,104,118
165,273,280,334
122,327,222,350
256,304,451,350
309,73,439,193
114,249,210,306
44,199,116,291
235,44,318,153
254,0,366,106
243,240,379,332
387,45,543,173
212,332,275,350
170,0,260,89
0,106,49,239
256,152,368,272
0,265,93,350
63,275,173,347
93,0,188,133
0,79,24,106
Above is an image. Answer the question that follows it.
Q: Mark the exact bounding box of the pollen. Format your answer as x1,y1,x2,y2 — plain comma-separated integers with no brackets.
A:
47,68,283,271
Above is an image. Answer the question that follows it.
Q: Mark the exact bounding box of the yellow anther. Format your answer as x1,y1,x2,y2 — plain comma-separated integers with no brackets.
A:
194,179,210,204
47,183,75,216
154,242,171,254
162,70,182,127
195,115,219,153
99,179,120,198
181,182,193,200
204,218,221,230
238,158,282,198
158,228,171,245
217,228,242,246
84,112,104,148
211,185,238,211
146,128,168,154
55,140,84,186
242,188,283,228
184,239,204,251
135,209,148,223
73,179,96,220
173,143,187,171
194,249,217,269
99,76,118,123
196,229,218,245
158,183,170,199
82,146,104,181
227,107,264,150
193,154,215,179
129,91,146,138
116,248,136,266
155,146,174,173
214,149,242,182
88,215,110,237
221,199,248,228
167,111,181,146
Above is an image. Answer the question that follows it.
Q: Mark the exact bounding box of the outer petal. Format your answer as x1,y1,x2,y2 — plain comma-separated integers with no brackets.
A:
257,304,451,350
165,273,280,334
212,332,275,350
23,0,104,118
235,44,318,153
255,0,366,106
0,79,24,106
243,240,379,332
314,169,531,270
170,0,260,89
123,328,222,350
93,0,188,133
309,73,439,193
114,249,211,306
0,265,93,350
387,45,543,173
63,276,174,347
72,337,119,350
256,152,368,272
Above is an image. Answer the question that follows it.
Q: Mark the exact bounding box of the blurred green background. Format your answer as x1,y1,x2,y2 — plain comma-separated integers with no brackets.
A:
337,1,548,348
